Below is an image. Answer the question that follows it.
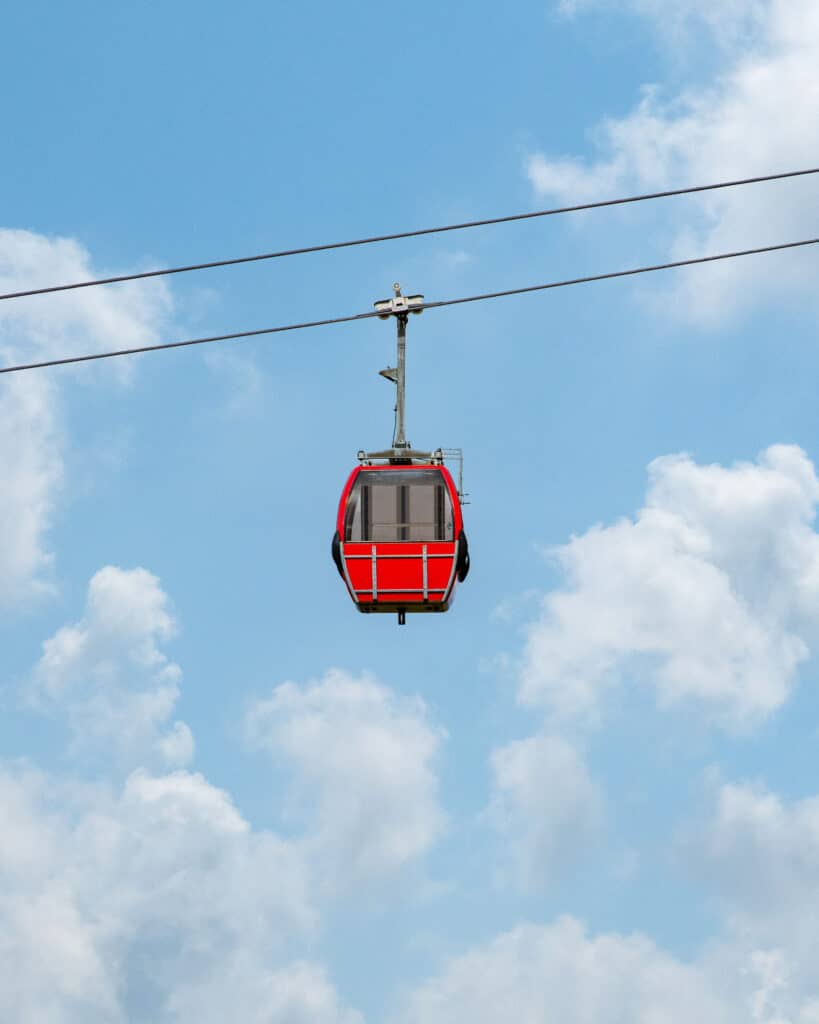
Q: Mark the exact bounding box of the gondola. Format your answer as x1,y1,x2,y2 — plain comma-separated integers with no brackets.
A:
331,285,469,625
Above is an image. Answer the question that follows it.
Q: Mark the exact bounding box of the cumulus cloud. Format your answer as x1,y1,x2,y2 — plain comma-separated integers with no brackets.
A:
399,917,731,1024
487,733,602,889
674,777,819,1021
692,780,819,938
0,229,171,608
4,567,378,1021
247,669,446,890
30,565,193,767
519,445,819,726
0,228,171,366
532,0,819,322
399,912,819,1023
0,763,360,1024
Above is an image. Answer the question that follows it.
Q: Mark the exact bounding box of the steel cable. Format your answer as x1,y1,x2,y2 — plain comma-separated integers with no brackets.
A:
1,166,818,302
2,235,818,376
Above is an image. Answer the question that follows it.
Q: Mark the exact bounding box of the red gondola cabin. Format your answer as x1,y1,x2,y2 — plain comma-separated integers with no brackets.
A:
332,459,469,620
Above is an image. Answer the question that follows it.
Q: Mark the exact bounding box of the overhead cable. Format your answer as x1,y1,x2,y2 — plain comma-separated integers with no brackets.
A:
1,167,818,303
1,234,818,376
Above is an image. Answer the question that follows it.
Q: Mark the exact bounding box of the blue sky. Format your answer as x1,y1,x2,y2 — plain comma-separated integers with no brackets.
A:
3,1,819,1021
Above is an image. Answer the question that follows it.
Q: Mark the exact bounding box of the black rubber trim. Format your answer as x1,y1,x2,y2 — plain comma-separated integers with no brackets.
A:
331,531,344,579
456,530,470,582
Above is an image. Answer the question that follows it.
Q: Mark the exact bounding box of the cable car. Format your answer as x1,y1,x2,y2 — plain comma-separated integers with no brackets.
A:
332,285,470,625
333,454,469,621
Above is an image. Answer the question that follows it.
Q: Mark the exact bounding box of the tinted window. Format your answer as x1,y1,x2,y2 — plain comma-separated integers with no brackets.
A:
344,470,454,542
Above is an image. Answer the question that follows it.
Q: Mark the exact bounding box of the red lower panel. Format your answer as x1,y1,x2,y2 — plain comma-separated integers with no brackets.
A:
342,541,456,608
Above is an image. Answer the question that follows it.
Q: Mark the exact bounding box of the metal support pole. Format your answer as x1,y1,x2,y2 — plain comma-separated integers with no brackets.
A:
395,312,408,448
374,283,424,457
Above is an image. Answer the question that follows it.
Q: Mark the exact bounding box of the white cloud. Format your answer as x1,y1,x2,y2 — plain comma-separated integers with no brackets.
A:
747,949,792,1024
434,248,473,271
0,764,353,1024
692,780,819,935
166,958,363,1024
156,719,196,766
532,0,819,323
519,445,819,726
5,581,380,1022
30,565,193,767
676,777,819,1021
247,668,446,890
0,371,62,608
487,734,602,889
399,912,819,1023
0,229,171,609
0,768,119,1020
399,917,731,1024
0,228,171,367
0,230,371,1022
203,347,265,417
557,0,768,51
